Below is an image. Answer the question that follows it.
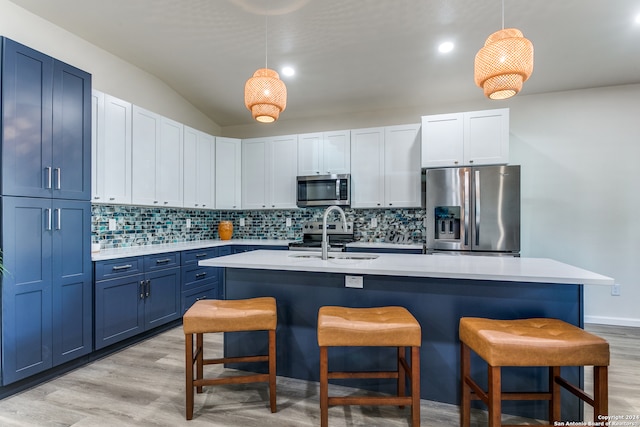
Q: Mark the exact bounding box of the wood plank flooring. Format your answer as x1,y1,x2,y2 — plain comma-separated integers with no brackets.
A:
0,324,638,426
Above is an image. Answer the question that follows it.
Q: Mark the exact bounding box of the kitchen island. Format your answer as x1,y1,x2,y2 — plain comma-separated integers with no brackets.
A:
200,251,613,421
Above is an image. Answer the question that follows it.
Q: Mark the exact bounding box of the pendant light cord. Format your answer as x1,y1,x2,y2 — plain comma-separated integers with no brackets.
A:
264,13,268,69
501,0,505,29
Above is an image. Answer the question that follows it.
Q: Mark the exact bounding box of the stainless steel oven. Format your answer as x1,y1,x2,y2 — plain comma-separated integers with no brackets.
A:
296,174,350,208
288,221,354,251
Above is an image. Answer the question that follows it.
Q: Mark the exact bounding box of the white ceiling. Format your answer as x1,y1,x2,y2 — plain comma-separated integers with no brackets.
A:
10,0,640,127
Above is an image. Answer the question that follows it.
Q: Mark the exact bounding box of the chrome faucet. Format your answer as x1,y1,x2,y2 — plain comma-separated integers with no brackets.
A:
322,205,348,260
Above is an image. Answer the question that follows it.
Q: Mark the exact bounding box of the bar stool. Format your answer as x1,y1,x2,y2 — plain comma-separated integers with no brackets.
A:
183,297,277,420
317,306,422,427
459,317,610,427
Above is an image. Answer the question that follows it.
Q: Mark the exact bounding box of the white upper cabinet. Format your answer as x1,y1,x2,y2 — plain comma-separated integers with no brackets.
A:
132,106,184,207
91,90,132,204
184,126,215,209
421,108,509,168
297,130,350,175
242,135,298,210
215,137,242,210
351,124,421,208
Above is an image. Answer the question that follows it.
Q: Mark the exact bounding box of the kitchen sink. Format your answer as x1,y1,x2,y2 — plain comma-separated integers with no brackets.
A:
288,253,379,261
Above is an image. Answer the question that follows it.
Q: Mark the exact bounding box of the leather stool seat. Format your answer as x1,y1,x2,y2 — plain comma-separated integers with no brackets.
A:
459,317,609,427
183,297,277,420
318,306,422,427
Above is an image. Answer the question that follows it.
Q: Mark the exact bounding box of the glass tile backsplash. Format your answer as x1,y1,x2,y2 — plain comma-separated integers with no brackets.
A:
92,205,425,249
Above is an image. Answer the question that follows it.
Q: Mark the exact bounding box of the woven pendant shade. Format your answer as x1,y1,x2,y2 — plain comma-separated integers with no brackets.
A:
244,68,287,123
474,28,534,100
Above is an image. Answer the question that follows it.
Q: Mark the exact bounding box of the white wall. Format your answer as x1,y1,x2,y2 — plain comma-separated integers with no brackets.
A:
226,84,640,327
0,0,221,135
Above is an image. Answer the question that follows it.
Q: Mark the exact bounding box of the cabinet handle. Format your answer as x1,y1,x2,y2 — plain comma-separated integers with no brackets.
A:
153,201,159,204
109,197,115,201
112,264,133,271
195,295,208,301
45,167,52,189
94,196,101,200
55,167,61,190
195,253,208,258
56,208,61,230
155,258,171,264
45,208,52,230
195,272,207,279
164,201,168,205
454,161,459,165
139,280,146,299
146,280,151,298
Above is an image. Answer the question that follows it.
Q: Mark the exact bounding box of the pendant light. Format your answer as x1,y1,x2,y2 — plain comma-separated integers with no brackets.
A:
244,13,287,123
474,0,533,100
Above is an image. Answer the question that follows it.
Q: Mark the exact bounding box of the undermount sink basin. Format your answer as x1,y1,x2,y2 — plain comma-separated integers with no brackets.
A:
288,253,379,261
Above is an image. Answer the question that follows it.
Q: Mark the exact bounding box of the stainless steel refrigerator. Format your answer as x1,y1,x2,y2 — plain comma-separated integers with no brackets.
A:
424,165,520,255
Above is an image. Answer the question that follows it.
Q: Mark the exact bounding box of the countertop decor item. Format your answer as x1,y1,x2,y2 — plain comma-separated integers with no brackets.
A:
218,221,233,240
474,0,533,99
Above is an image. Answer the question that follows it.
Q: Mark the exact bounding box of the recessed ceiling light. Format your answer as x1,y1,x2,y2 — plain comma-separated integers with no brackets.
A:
281,66,295,77
438,42,454,53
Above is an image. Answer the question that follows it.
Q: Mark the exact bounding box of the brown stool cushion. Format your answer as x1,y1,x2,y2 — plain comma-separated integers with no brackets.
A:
317,306,421,347
183,297,277,334
459,317,610,367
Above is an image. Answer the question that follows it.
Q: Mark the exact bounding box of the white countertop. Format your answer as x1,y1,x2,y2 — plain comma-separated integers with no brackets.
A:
199,250,614,286
91,239,292,261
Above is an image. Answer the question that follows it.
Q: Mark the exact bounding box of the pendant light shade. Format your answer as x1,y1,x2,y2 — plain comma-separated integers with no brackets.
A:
245,68,287,123
474,28,534,100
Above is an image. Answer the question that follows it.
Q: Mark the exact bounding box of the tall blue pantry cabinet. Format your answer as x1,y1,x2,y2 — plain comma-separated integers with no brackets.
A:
0,38,92,385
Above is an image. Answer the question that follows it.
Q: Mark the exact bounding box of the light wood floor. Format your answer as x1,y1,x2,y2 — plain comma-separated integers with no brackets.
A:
0,324,638,426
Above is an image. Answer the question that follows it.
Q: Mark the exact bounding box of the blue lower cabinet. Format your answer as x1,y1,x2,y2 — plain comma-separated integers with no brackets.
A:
181,247,220,312
94,252,181,350
182,285,218,314
1,197,92,385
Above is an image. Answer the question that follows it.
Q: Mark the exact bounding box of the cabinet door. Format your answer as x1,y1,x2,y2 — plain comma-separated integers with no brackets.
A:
270,135,298,208
242,138,269,209
156,117,183,207
144,267,181,328
350,127,385,208
1,38,54,198
421,112,464,168
94,274,145,350
51,200,92,365
463,108,509,166
1,197,53,385
52,61,91,201
132,106,160,206
384,124,422,208
215,137,242,209
297,132,323,175
323,130,351,174
92,91,132,204
184,126,215,209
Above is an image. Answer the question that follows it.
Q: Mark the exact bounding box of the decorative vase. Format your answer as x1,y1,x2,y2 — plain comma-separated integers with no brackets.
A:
218,221,233,240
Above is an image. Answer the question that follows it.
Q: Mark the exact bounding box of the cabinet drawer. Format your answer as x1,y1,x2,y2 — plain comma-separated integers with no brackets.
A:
219,246,232,256
144,252,180,272
182,284,218,314
182,247,219,266
182,265,218,291
95,257,144,281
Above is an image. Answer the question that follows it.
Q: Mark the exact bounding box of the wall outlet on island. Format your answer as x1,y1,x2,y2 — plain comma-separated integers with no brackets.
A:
611,283,621,296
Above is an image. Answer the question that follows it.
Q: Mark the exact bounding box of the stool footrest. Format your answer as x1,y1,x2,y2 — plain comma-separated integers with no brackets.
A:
328,371,399,380
328,395,413,407
202,355,269,366
555,375,594,406
194,373,270,388
467,376,553,402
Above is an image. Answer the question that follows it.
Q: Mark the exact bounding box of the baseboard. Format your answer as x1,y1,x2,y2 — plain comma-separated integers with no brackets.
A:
585,315,640,328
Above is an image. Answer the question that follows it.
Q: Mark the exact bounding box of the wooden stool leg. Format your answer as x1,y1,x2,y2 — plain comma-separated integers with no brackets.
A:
196,333,204,394
185,333,194,420
593,366,608,421
398,346,406,406
269,329,277,413
550,366,562,422
320,346,329,427
487,365,501,427
411,346,421,427
460,342,471,427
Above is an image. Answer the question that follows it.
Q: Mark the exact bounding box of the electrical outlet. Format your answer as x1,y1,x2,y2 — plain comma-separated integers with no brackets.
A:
186,219,191,228
108,219,116,231
286,218,292,227
611,283,621,296
345,275,363,289
239,218,245,227
371,218,377,228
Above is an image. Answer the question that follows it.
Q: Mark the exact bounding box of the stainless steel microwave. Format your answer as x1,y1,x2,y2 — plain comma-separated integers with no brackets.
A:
296,174,350,207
